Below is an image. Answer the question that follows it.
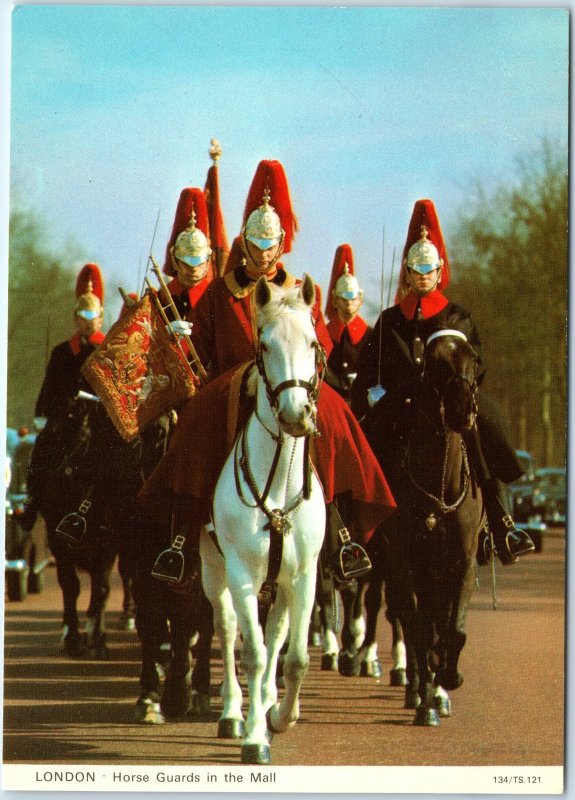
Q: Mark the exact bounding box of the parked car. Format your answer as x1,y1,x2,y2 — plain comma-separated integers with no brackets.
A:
531,467,566,526
5,429,51,601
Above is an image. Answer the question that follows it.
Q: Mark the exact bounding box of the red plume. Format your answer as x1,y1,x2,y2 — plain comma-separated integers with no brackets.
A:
75,263,104,304
324,243,355,322
395,199,450,303
163,187,210,276
242,160,298,254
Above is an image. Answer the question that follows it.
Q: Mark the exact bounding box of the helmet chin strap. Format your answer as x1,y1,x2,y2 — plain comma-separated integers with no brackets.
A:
241,232,285,279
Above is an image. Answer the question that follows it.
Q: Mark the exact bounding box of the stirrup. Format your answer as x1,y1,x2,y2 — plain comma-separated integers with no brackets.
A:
151,535,186,583
331,541,372,584
56,498,92,547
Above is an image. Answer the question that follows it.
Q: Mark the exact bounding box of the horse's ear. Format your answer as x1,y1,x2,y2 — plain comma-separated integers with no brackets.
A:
300,273,315,308
255,276,272,309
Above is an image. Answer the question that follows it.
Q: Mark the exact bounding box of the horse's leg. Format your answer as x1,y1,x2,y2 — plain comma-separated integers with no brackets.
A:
261,584,290,714
436,555,476,692
338,579,361,677
267,568,315,735
85,560,112,660
133,578,166,724
225,563,269,761
188,589,214,718
52,545,84,657
160,597,194,719
315,563,338,671
200,533,244,739
117,548,136,631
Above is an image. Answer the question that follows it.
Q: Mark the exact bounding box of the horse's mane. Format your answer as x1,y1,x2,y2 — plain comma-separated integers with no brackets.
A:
255,283,313,333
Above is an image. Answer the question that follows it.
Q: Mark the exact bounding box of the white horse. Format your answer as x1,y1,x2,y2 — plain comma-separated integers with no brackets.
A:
200,274,327,765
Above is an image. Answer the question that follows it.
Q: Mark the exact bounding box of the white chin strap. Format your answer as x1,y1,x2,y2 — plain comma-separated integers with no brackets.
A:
426,329,468,346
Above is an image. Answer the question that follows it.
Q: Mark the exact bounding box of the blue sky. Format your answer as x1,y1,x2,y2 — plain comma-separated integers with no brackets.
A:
4,3,569,325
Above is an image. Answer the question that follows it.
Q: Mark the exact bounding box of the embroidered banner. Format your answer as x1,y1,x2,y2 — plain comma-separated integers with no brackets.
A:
81,293,197,441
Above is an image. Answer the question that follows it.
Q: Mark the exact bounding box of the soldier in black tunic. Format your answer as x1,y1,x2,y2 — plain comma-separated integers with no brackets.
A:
352,199,534,564
21,264,106,531
324,244,372,407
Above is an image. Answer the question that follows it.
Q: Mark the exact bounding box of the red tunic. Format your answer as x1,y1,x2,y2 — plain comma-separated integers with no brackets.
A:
139,267,395,540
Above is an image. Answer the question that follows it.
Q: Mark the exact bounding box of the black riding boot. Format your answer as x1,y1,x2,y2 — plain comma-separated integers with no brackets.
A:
151,499,203,590
325,498,372,586
483,479,535,565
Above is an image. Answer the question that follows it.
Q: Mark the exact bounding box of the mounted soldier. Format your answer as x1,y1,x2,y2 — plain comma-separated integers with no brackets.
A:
351,198,534,565
21,263,106,532
140,159,395,589
324,244,372,406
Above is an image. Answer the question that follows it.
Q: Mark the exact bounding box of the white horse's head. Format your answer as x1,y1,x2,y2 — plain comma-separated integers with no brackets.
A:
254,274,325,438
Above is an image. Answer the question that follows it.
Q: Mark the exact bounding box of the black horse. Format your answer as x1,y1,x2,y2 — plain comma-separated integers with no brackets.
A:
38,396,129,658
362,330,485,726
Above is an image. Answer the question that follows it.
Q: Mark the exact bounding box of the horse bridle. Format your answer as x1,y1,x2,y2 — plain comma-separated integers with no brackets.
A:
255,333,326,423
423,329,479,426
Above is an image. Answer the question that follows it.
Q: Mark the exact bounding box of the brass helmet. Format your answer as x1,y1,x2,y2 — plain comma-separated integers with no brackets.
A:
174,209,212,267
405,226,443,275
244,188,283,250
75,263,104,320
334,265,362,300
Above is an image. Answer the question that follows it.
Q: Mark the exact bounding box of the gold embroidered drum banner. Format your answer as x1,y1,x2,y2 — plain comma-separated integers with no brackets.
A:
81,293,197,441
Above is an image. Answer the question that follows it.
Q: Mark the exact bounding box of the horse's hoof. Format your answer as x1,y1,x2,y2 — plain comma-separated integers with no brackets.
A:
187,691,211,719
63,633,85,658
87,638,108,660
358,658,383,678
389,667,407,686
134,693,165,725
309,631,322,647
434,695,452,717
218,718,246,739
338,649,360,677
321,653,338,671
404,686,421,709
241,743,271,765
413,706,440,727
161,671,192,718
436,669,463,691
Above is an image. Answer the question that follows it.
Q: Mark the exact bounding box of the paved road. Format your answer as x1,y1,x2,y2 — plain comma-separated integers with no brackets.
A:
3,530,565,770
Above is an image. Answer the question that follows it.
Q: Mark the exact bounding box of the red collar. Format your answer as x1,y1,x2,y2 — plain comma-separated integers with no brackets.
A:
398,290,449,320
68,330,105,356
170,276,210,307
327,315,368,345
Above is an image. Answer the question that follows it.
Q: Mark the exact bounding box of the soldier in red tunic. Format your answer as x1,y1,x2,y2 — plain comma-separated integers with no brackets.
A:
21,264,106,531
324,244,372,406
352,199,534,564
140,160,395,587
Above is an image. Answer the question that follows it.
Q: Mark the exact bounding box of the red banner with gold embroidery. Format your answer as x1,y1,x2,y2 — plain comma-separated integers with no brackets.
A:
81,293,197,441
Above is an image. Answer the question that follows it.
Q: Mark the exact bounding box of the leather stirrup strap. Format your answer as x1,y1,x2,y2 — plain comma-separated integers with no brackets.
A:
227,362,254,450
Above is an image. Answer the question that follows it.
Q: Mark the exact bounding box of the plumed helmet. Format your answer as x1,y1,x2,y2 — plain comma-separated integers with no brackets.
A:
325,244,362,321
164,187,212,276
75,263,104,319
395,199,450,302
242,160,298,253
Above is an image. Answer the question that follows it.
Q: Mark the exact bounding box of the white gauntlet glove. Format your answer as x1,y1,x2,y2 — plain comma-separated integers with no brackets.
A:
367,385,386,408
165,319,193,341
33,416,47,431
